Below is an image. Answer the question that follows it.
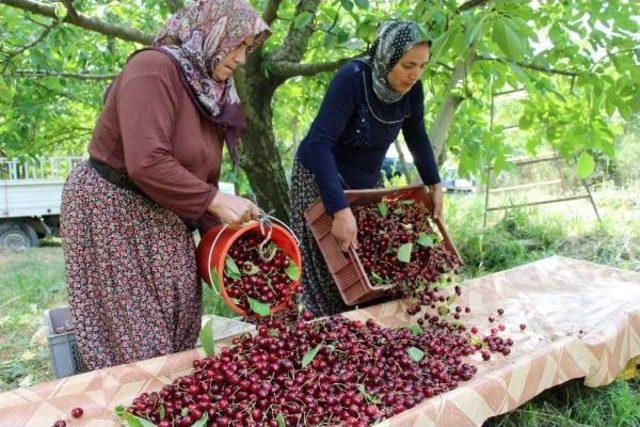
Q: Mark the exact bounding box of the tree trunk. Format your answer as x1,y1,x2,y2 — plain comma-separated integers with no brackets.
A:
412,54,475,184
429,54,475,161
394,139,413,184
235,55,291,223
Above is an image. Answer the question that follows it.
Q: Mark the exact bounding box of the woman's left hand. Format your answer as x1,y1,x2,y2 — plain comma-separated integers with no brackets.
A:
428,183,444,219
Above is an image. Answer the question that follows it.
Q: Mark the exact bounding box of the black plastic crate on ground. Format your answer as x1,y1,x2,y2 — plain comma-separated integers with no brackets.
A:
43,306,87,378
43,307,256,378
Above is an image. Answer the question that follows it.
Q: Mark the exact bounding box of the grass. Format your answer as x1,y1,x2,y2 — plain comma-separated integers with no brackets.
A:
442,183,640,426
0,182,638,425
0,245,233,392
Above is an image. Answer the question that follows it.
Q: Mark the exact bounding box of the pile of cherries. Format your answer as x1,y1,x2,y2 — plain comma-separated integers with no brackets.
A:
118,313,507,427
223,231,298,316
114,198,523,426
352,199,460,291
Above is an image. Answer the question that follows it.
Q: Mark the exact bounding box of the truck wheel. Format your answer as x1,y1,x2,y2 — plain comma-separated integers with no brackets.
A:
0,222,39,251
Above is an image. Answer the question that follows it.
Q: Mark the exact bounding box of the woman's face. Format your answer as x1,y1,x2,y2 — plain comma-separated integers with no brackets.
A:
387,43,430,94
211,36,255,82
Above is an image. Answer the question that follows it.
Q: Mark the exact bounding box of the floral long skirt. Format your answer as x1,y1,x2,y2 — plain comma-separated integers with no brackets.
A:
289,161,350,316
60,162,201,370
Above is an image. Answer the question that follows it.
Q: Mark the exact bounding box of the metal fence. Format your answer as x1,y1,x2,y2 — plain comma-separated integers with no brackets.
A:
0,157,84,180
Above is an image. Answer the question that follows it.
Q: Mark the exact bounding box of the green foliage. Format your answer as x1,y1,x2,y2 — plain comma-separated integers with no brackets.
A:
1,0,639,185
488,379,640,427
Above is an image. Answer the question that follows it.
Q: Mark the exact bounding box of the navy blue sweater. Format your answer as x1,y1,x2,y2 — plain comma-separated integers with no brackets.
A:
296,60,441,215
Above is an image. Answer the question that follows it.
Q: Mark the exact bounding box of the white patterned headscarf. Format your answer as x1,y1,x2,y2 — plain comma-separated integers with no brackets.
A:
153,0,270,163
364,21,431,104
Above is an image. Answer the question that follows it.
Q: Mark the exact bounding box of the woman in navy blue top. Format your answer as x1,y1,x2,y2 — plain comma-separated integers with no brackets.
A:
290,21,443,316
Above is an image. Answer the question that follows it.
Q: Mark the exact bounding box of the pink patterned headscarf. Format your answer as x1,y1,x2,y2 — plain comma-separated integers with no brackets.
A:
153,0,270,163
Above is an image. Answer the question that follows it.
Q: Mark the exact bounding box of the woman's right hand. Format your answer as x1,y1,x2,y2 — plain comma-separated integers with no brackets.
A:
332,207,358,252
208,192,260,227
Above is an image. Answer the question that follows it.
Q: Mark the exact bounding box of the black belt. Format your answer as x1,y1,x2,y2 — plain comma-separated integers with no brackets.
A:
88,157,146,196
88,157,197,232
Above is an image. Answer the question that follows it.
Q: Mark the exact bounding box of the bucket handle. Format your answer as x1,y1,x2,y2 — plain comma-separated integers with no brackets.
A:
206,214,300,296
206,223,229,296
261,213,300,247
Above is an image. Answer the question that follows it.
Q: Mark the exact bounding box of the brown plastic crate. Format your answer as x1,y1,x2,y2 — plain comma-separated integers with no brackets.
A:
304,185,463,306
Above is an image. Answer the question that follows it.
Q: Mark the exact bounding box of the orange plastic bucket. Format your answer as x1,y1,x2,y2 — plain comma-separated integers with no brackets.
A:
196,219,302,317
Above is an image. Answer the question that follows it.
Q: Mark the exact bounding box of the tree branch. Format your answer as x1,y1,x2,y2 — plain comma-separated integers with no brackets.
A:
0,0,153,44
457,0,491,12
477,55,579,77
268,0,320,63
165,0,184,14
6,70,118,80
0,18,58,74
268,56,353,79
60,0,78,20
262,0,283,26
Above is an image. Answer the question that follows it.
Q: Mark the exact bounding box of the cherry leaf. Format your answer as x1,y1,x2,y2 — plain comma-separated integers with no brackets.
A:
397,243,413,263
199,317,216,356
285,259,301,280
302,345,321,367
247,297,271,316
378,201,388,217
191,413,209,427
407,346,425,362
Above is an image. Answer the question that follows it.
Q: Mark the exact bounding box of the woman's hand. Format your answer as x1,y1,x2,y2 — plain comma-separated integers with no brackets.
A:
208,192,260,227
428,183,444,219
332,207,358,252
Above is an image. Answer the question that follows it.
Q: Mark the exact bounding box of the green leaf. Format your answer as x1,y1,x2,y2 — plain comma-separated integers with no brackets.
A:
53,3,67,20
248,297,271,316
225,256,240,275
243,261,260,275
340,0,353,11
302,345,321,367
270,328,281,337
294,11,314,29
356,19,377,41
409,325,423,335
199,317,216,356
492,18,525,60
285,259,301,280
354,0,369,9
158,405,165,420
465,14,487,46
417,232,437,248
378,201,388,217
358,383,381,404
192,413,209,427
276,412,286,427
406,346,425,362
397,243,413,263
324,33,338,49
430,23,461,63
114,406,156,427
209,267,222,291
225,256,241,280
577,152,595,179
370,270,388,285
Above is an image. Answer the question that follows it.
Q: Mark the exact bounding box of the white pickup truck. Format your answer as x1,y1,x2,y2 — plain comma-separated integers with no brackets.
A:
0,157,236,250
0,157,82,250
